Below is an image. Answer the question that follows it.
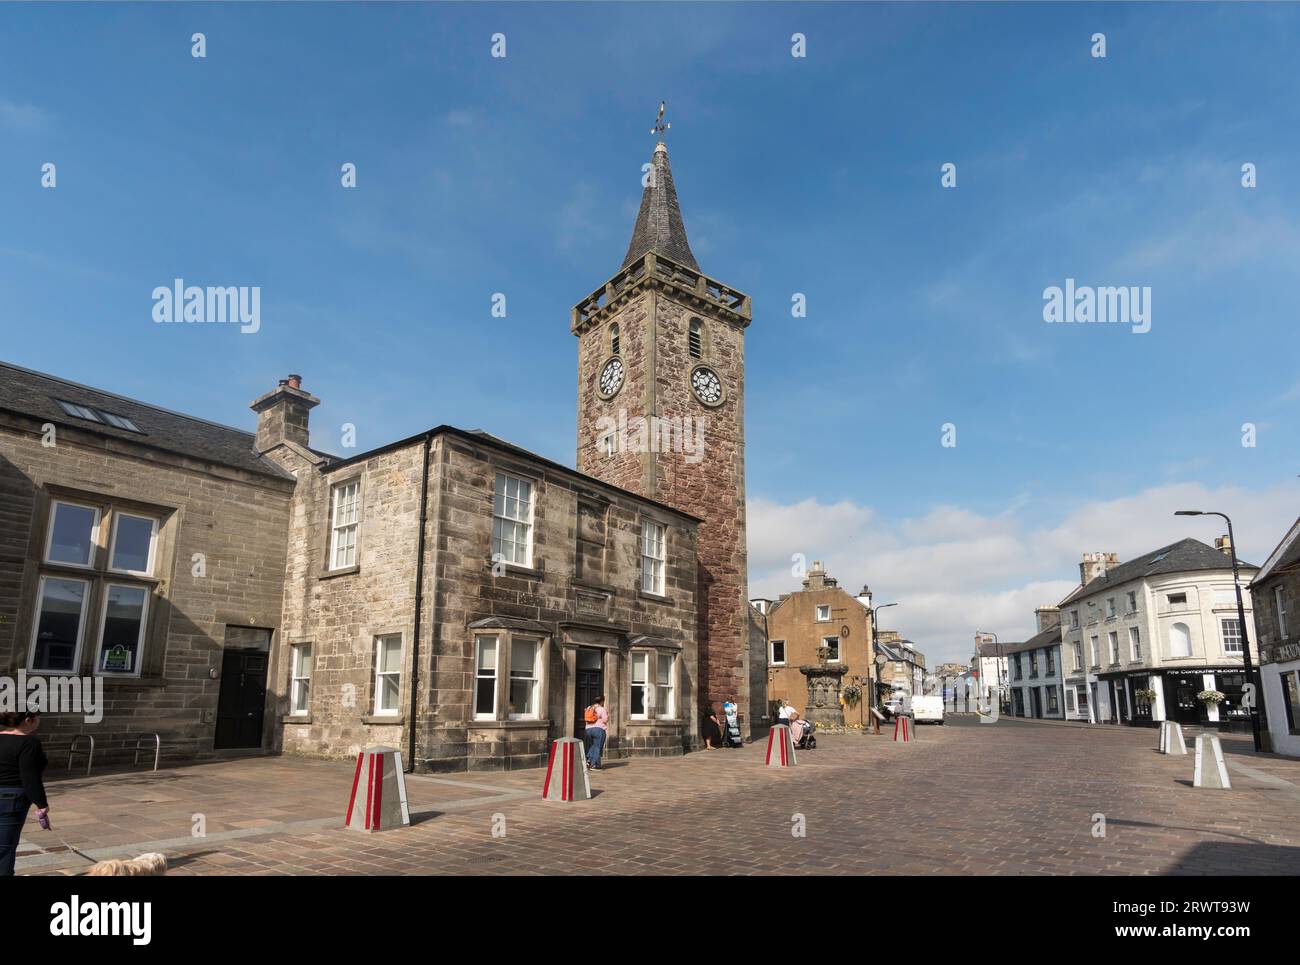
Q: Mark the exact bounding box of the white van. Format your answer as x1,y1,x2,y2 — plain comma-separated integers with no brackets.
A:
912,695,945,724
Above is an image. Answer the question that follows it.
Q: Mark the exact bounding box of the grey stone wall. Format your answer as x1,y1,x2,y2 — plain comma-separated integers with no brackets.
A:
0,412,292,766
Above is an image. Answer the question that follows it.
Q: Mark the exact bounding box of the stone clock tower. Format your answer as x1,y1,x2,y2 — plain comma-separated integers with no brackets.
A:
572,137,753,728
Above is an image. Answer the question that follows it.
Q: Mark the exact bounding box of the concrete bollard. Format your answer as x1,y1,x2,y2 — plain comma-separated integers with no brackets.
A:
1159,720,1186,755
542,737,591,802
765,724,796,767
345,745,411,832
893,715,912,743
1193,734,1231,789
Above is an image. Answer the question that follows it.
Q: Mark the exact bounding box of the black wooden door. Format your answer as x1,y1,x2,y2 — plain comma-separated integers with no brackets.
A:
215,649,268,749
574,648,604,736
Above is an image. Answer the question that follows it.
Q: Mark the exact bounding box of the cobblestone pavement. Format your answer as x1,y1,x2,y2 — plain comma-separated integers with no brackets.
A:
19,717,1300,875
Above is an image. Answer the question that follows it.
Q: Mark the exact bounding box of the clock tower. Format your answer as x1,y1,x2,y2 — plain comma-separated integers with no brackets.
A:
572,135,753,729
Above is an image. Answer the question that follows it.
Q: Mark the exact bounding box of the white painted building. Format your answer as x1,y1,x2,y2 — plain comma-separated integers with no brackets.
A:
1057,540,1256,729
972,636,1008,713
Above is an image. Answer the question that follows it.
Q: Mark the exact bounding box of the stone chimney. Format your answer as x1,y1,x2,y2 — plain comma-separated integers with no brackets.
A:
802,560,830,591
250,373,320,453
1079,551,1119,586
1215,535,1233,557
856,585,873,610
1035,605,1061,632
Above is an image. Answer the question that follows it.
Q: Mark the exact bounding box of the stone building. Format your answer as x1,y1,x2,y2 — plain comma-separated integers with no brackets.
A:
1057,540,1256,727
762,562,873,722
878,630,926,696
572,139,756,731
1249,516,1300,756
258,380,702,771
0,361,294,766
0,134,758,772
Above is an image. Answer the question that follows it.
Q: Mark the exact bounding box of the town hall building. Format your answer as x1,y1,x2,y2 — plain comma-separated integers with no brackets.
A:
0,135,764,772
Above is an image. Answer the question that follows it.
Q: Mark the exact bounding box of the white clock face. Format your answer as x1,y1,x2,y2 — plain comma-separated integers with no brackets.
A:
691,365,723,405
599,357,625,397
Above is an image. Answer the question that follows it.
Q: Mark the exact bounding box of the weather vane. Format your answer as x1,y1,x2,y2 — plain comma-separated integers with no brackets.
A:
651,100,670,138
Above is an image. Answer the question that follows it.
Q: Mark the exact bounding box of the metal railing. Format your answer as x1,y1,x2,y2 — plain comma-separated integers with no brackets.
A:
133,733,161,772
67,735,94,776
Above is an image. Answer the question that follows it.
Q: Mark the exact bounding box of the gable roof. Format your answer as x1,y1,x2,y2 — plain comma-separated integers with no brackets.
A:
1004,624,1062,655
1252,517,1300,586
1058,538,1253,606
0,360,293,480
622,141,700,272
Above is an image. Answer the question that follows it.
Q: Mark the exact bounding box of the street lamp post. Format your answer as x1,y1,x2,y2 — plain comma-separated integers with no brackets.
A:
1175,510,1263,752
872,602,899,711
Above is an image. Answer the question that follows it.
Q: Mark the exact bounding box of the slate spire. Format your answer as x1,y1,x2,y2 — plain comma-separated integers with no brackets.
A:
621,140,700,272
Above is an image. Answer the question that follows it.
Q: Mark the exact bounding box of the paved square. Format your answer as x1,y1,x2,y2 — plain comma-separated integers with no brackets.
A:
19,718,1300,875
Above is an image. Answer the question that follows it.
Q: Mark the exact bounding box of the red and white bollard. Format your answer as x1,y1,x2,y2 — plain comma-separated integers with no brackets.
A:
893,716,911,743
345,745,411,832
765,724,796,767
542,737,592,802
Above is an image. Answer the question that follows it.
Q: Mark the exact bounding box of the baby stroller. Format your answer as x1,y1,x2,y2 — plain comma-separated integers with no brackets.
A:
790,717,816,750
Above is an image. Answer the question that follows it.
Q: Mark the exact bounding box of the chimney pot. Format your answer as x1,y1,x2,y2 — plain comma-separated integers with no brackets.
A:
287,374,302,389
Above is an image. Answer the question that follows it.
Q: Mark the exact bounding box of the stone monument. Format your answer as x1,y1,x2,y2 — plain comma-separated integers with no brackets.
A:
800,646,849,727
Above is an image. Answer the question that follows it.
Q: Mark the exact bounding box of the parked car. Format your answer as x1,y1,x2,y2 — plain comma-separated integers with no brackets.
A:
912,695,945,724
883,696,906,718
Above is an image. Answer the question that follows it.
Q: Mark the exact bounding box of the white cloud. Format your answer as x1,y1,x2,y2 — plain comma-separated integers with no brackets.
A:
747,482,1298,667
0,97,47,130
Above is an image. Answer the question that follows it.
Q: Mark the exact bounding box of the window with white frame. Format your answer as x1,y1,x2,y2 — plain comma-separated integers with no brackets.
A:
96,584,148,675
770,639,786,665
373,634,402,715
492,473,533,566
1070,610,1079,629
640,519,666,595
1090,635,1100,666
1127,591,1137,614
688,318,703,359
1108,631,1119,665
108,512,158,576
823,636,840,662
816,605,830,622
1065,688,1076,713
329,481,360,570
29,576,90,673
1220,618,1243,655
45,501,100,567
1129,626,1142,661
474,635,498,719
1167,592,1188,606
290,643,312,715
1276,585,1289,639
1072,641,1083,670
508,638,540,719
630,652,649,719
1106,597,1116,618
656,652,676,718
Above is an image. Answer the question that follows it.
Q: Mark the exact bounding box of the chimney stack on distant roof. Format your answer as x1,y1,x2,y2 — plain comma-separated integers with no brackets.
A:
1079,551,1119,586
1215,535,1233,557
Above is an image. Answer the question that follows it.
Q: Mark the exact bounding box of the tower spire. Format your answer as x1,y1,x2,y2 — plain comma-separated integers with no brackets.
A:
622,103,699,272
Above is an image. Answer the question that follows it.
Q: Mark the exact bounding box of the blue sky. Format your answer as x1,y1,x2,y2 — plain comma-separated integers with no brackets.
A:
4,3,1299,662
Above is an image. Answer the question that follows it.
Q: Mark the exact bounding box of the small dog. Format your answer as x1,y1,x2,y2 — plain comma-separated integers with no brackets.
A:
85,852,168,876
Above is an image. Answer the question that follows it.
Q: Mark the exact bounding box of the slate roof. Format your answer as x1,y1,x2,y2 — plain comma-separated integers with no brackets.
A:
0,360,293,480
1059,538,1253,606
975,640,1005,658
622,141,700,272
1003,624,1062,655
1253,517,1300,585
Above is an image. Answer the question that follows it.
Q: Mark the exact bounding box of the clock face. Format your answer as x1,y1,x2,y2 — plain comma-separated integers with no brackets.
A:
690,365,723,405
599,357,625,398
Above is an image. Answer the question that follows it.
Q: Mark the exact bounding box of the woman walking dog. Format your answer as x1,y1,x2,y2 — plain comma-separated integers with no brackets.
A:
0,711,50,876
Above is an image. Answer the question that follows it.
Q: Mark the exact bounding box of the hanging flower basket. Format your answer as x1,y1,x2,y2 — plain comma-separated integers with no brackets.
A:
842,684,862,708
1197,690,1226,705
